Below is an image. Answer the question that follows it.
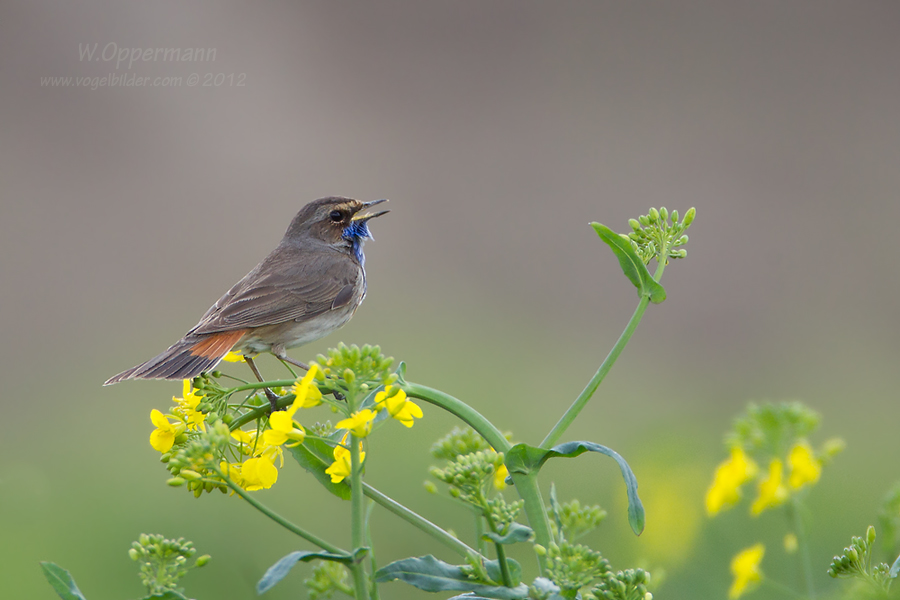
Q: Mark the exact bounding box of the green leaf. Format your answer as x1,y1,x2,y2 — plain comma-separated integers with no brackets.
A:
40,562,87,600
890,553,900,579
288,441,351,500
482,523,534,546
505,442,645,535
257,549,357,594
485,559,522,587
591,222,666,304
375,555,528,599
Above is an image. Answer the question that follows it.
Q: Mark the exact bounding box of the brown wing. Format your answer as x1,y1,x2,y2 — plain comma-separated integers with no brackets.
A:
190,245,361,335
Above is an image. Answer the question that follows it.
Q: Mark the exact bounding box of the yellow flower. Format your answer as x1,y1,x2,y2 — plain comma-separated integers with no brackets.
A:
751,459,788,515
221,351,246,363
787,441,821,490
325,437,365,484
149,409,183,453
291,364,323,408
729,543,764,599
264,410,306,447
173,380,206,431
375,386,423,428
493,464,509,491
336,409,376,438
706,447,758,515
240,455,278,490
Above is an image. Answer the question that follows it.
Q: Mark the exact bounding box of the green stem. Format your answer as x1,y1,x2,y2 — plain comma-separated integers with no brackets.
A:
349,433,371,600
220,475,348,556
362,483,482,560
510,471,553,564
540,259,666,449
494,543,513,587
790,497,816,600
401,382,510,453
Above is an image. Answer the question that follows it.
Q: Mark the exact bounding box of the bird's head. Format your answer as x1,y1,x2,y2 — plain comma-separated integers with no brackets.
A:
284,197,389,259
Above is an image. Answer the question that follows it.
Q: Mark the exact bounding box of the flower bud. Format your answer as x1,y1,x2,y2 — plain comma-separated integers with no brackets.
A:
128,548,140,561
867,525,877,546
639,215,650,226
423,481,438,494
848,547,859,563
343,368,355,384
629,218,641,232
670,209,679,223
195,554,211,567
649,207,660,222
167,477,186,487
180,470,203,481
659,207,668,222
683,207,696,227
533,544,547,556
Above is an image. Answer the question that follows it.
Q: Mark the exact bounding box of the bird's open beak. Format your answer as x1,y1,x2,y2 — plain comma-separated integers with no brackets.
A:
351,198,390,221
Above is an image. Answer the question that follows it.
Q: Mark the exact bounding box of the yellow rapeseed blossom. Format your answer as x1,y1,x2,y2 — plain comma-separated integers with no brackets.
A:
263,390,307,447
706,447,758,515
291,364,323,408
787,441,821,490
173,380,206,431
221,351,246,363
729,543,764,599
264,412,306,447
150,409,182,453
493,464,510,491
325,436,366,484
751,459,788,516
240,455,278,491
375,386,423,428
336,409,376,438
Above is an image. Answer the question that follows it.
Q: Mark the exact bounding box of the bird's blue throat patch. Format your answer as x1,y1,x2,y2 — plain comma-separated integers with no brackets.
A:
342,220,373,265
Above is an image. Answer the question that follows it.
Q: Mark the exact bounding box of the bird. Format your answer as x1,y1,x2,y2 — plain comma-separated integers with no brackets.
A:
104,196,388,388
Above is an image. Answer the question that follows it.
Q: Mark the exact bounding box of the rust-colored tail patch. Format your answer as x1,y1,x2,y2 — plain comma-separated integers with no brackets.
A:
189,330,247,359
104,329,248,385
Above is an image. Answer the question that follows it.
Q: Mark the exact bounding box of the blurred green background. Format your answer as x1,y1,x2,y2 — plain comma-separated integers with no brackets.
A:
2,1,899,598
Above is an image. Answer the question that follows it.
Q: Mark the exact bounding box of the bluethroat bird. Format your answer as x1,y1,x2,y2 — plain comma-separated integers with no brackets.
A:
104,197,388,390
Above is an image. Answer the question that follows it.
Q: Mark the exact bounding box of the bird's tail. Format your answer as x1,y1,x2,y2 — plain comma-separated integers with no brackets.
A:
104,330,247,385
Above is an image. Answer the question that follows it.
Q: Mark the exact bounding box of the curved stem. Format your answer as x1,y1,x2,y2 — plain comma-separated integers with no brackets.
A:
401,382,510,453
541,259,666,449
220,475,348,556
362,483,482,560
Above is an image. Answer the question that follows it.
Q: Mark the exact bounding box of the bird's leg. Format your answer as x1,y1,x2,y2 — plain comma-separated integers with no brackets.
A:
244,355,280,411
271,345,310,371
272,345,343,400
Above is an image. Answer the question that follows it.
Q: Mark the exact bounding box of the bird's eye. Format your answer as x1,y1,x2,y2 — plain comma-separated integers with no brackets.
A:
329,210,343,222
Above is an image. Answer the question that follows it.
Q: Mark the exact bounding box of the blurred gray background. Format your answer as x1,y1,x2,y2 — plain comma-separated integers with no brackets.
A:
2,1,899,598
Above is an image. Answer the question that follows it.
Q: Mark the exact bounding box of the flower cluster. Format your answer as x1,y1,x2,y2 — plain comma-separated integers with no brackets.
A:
707,402,845,599
706,403,843,517
128,533,210,596
625,206,695,264
827,526,896,595
148,344,422,495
